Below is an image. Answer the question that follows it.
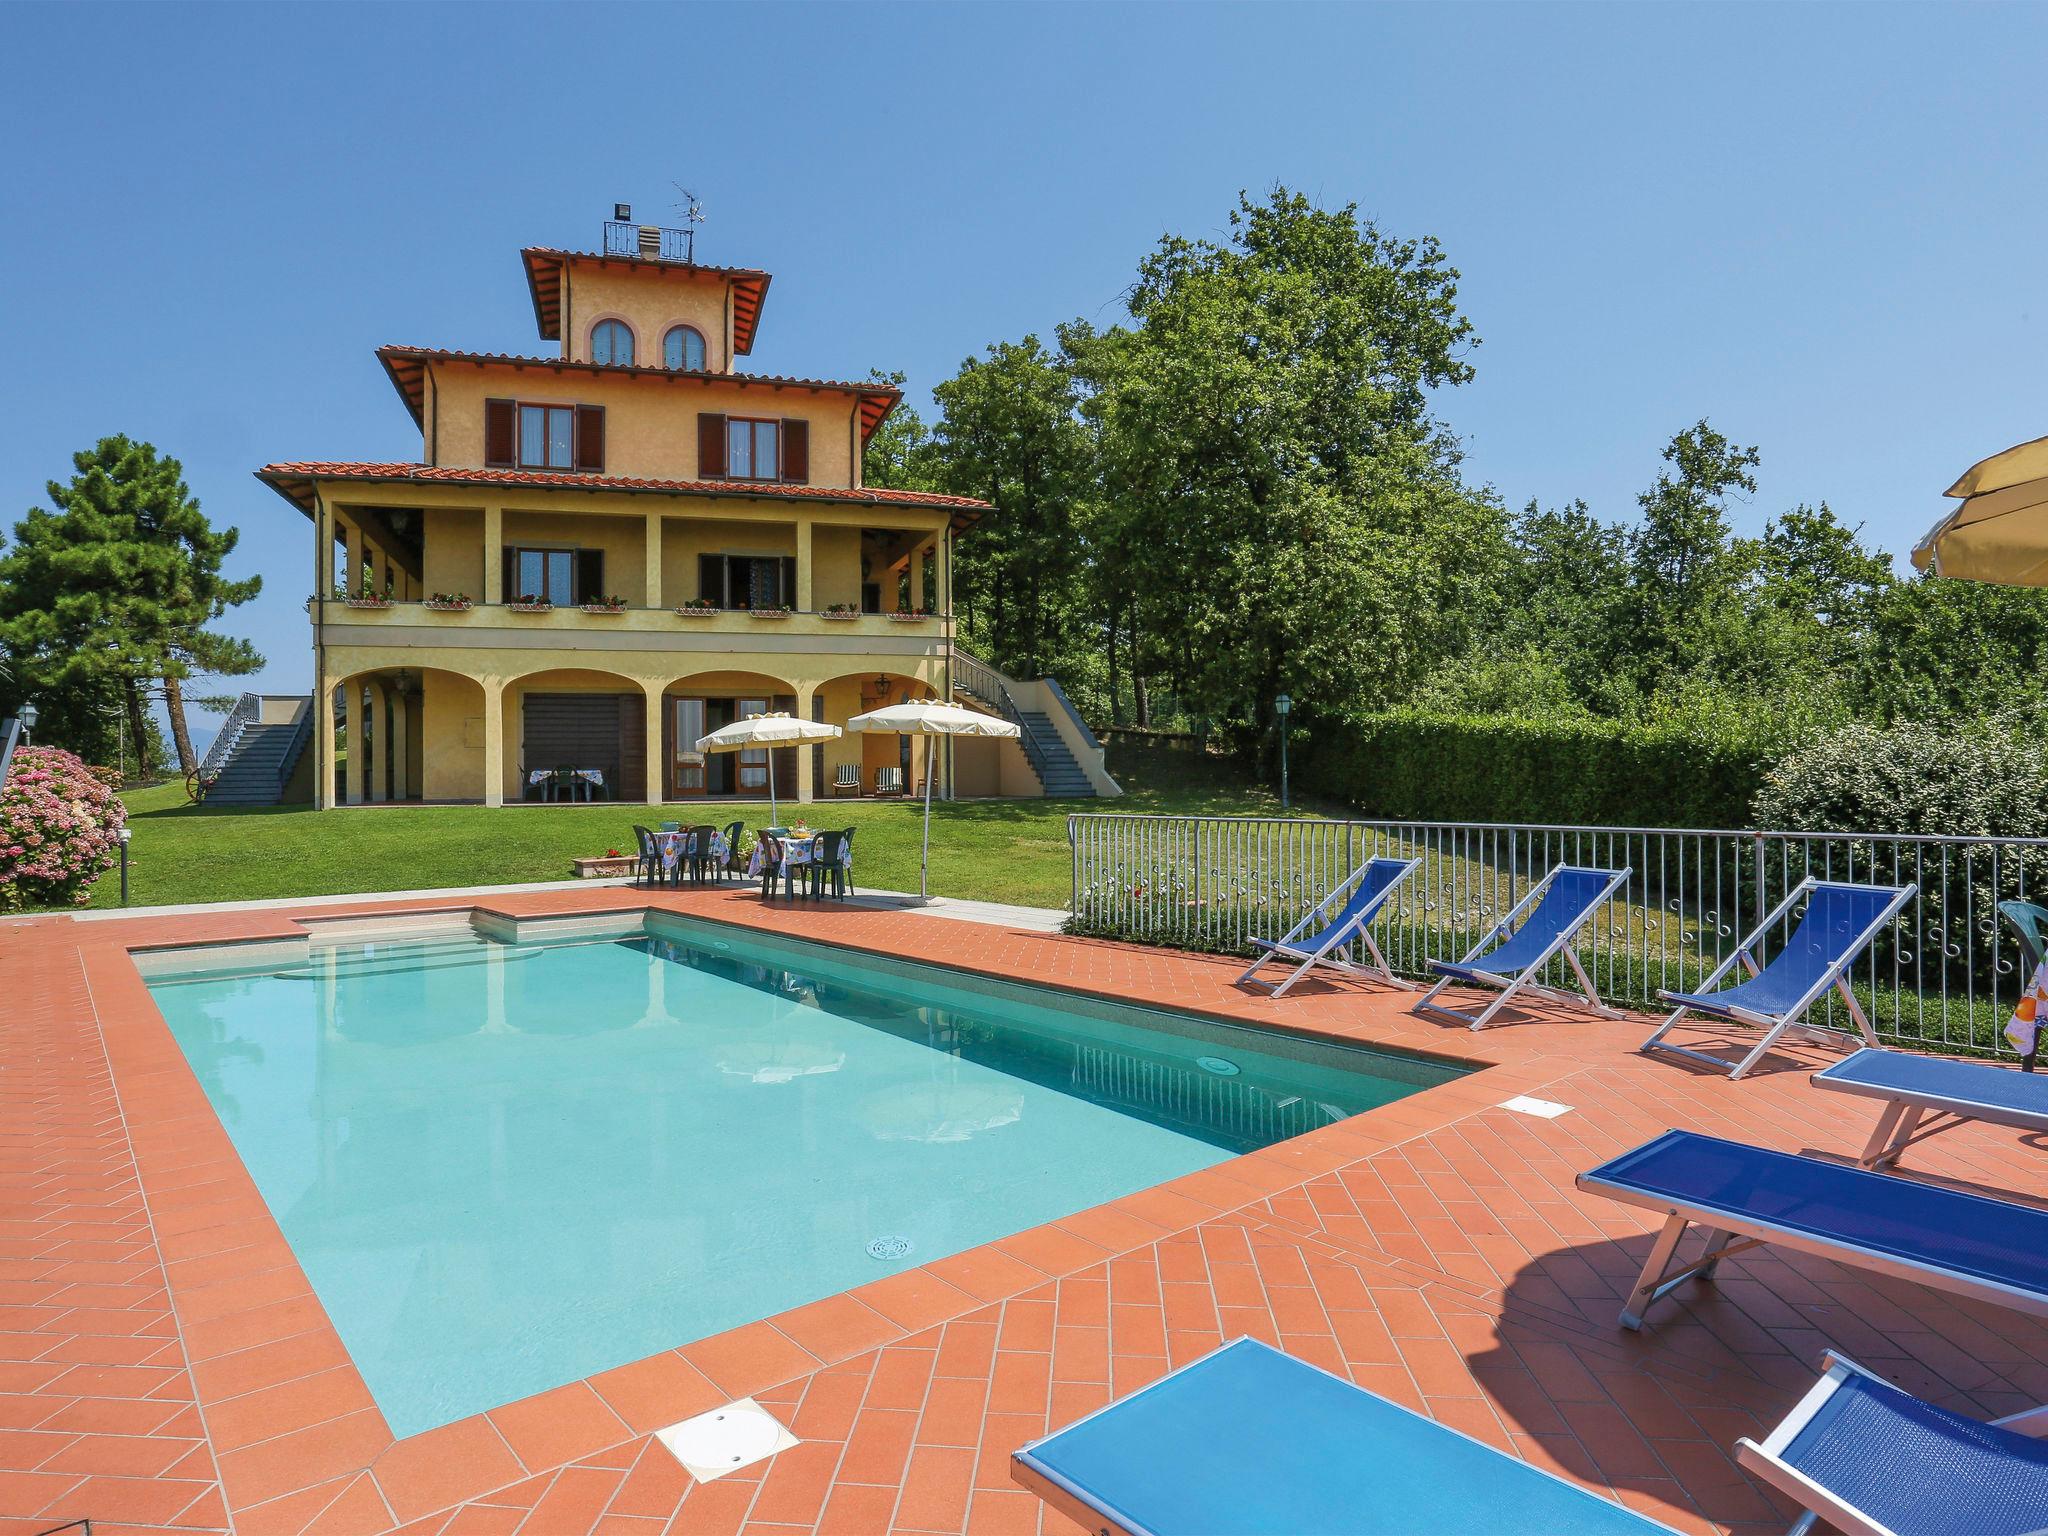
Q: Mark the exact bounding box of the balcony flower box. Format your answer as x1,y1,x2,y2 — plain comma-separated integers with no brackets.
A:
673,603,719,618
508,598,554,614
886,610,933,623
819,606,861,621
580,599,630,614
749,607,793,619
343,596,393,611
424,595,472,613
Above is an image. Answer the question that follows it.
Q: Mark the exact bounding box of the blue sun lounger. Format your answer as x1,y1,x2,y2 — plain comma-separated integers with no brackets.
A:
1640,877,1915,1080
1412,864,1631,1030
1576,1129,2048,1331
1737,1351,2048,1536
1012,1336,1679,1535
1814,1046,2048,1170
1236,855,1419,998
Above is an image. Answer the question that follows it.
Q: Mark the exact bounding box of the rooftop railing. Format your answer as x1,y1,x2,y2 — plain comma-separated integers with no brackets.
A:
1067,811,2048,1059
603,220,695,262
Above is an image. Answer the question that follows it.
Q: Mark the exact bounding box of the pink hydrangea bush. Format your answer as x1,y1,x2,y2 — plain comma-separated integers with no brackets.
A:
0,746,126,911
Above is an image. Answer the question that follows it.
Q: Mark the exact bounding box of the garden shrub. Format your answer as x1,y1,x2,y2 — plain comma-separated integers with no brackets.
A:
1754,719,2048,992
0,746,126,911
1295,710,1772,828
1753,719,2048,838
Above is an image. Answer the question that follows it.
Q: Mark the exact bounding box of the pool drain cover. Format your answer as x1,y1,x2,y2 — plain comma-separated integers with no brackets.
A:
655,1398,797,1481
867,1234,914,1261
1196,1056,1241,1076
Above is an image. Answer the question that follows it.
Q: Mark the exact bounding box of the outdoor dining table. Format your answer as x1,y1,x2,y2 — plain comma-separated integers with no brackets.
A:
746,832,852,889
526,767,605,801
654,828,729,882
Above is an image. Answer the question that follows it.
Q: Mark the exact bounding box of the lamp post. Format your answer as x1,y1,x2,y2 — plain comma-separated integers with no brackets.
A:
20,702,36,741
1274,694,1292,811
118,825,131,907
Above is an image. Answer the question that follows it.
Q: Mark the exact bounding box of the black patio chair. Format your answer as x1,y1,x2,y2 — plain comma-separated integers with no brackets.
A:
809,828,855,901
686,824,720,884
757,831,788,899
719,820,746,881
631,825,661,888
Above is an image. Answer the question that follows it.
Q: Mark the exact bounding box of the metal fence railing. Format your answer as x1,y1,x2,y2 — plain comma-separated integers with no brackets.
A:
1067,812,2048,1058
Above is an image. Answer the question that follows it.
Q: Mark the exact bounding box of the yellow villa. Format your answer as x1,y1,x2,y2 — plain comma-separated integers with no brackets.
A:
255,213,1115,809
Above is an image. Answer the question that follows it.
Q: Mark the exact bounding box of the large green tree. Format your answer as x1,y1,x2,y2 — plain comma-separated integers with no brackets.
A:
0,437,261,777
1070,187,1499,742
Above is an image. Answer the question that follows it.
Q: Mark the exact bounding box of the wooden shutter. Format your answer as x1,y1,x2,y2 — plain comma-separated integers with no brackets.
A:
780,556,797,608
697,413,727,478
780,419,809,483
574,405,605,472
697,553,723,607
501,549,517,602
576,550,605,605
484,399,516,468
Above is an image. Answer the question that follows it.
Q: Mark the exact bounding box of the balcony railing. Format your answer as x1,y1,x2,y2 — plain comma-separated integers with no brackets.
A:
603,220,694,262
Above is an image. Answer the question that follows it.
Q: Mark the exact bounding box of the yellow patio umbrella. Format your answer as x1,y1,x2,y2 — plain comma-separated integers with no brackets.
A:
1912,432,2048,585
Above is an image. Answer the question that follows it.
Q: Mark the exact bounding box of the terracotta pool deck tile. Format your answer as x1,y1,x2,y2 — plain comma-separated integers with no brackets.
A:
768,1294,902,1371
14,886,2048,1533
679,1322,825,1402
849,1269,981,1335
485,1381,630,1476
370,1416,528,1525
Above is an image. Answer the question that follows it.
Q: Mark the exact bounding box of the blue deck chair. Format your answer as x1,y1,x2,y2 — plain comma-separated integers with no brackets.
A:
1736,1351,2048,1536
1412,864,1631,1030
1640,877,1916,1081
1814,1046,2048,1170
1012,1336,1678,1536
1575,1129,2048,1331
1235,855,1419,998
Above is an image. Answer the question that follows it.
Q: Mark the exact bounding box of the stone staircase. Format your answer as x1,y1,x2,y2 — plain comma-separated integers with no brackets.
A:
950,650,1111,799
1013,710,1096,797
201,696,313,805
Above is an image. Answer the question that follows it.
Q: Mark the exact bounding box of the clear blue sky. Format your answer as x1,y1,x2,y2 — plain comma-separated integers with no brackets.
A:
5,2,2044,745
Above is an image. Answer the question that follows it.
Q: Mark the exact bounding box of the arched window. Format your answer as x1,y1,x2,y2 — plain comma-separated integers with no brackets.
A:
664,324,707,371
590,319,634,366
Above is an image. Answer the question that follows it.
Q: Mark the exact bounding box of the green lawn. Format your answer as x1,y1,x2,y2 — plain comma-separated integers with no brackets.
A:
78,744,1323,913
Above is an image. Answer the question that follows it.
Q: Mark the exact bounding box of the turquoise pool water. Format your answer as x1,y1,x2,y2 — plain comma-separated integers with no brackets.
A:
144,917,1462,1437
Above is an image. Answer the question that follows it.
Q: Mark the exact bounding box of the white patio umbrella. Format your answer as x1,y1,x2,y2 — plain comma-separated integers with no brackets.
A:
845,700,1020,903
694,712,840,825
1913,432,2048,585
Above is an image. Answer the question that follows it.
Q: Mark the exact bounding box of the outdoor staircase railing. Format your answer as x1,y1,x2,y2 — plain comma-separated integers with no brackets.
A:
274,701,314,790
952,648,1050,782
197,692,261,783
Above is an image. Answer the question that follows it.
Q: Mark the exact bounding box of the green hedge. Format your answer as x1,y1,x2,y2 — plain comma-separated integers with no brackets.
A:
1294,711,1773,828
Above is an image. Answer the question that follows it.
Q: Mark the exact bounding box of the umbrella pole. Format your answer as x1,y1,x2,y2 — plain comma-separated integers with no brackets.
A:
920,737,934,903
767,750,778,827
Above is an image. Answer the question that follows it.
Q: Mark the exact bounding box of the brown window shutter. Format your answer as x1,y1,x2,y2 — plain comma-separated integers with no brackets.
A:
502,548,517,602
697,413,727,478
697,553,723,606
574,405,605,472
577,550,605,605
484,399,516,468
780,556,797,606
780,419,809,483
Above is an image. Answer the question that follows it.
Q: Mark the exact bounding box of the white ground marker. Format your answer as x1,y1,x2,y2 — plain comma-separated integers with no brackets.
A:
656,1398,798,1481
1499,1095,1573,1119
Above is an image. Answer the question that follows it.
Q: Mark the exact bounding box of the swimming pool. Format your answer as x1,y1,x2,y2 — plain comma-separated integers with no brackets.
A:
141,913,1464,1437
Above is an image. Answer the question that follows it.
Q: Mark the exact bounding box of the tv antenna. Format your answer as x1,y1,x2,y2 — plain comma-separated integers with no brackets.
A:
672,185,706,261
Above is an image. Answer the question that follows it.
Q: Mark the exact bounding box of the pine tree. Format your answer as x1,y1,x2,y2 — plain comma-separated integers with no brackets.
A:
0,436,261,778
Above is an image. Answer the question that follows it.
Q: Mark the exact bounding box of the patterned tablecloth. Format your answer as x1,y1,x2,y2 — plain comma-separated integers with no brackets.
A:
746,835,852,880
527,768,605,791
654,829,729,878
